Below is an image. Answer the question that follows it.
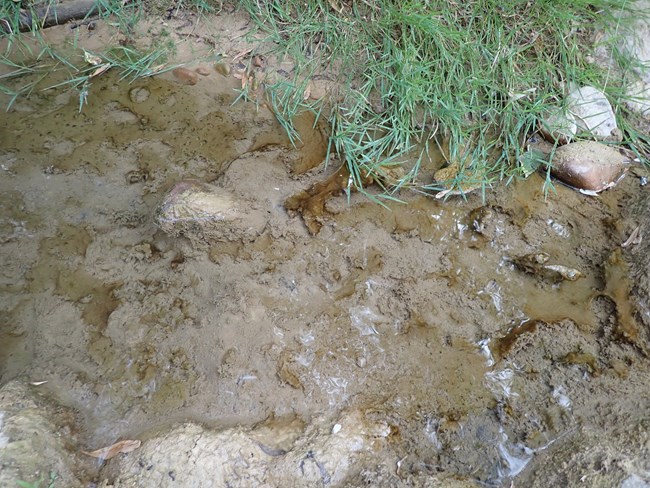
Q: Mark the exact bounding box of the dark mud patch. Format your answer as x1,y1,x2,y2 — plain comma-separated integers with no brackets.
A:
285,164,354,235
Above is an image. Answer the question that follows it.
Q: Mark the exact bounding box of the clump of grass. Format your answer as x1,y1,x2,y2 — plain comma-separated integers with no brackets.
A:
0,42,177,111
49,45,177,110
174,0,223,15
0,1,180,110
265,78,321,144
0,0,226,110
239,0,648,196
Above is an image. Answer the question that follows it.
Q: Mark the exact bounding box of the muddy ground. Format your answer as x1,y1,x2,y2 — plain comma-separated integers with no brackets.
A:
1,7,650,488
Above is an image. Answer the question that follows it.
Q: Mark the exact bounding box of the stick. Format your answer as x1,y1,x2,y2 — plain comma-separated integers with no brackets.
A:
11,0,100,33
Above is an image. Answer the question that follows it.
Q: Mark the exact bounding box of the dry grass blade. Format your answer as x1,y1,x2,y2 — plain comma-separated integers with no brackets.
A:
621,225,642,247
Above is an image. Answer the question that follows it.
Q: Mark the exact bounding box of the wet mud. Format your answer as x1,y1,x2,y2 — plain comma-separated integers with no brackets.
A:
1,13,650,488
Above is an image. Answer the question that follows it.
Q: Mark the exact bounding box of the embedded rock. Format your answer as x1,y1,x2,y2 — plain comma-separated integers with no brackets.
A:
550,141,630,192
603,0,650,118
172,67,199,86
102,410,392,487
128,87,150,104
512,252,584,282
155,180,268,244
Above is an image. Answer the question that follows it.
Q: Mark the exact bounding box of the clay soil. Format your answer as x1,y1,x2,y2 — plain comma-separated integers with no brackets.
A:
1,8,650,487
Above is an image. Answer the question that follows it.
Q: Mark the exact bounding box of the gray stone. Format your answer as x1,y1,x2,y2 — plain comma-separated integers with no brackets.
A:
618,0,650,116
567,86,621,142
592,1,650,118
128,87,150,104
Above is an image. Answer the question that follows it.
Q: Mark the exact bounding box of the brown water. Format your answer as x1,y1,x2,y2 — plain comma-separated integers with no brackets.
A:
1,21,650,487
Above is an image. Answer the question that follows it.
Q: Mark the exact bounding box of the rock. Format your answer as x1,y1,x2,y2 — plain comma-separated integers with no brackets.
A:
155,180,268,244
172,67,199,86
539,107,576,145
586,1,650,125
103,409,391,487
549,141,631,192
194,66,211,76
567,86,622,142
128,87,150,104
625,80,650,116
215,62,231,76
433,162,483,198
0,382,85,488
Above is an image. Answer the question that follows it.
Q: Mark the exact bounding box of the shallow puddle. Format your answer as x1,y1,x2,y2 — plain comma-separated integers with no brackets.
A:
1,48,649,486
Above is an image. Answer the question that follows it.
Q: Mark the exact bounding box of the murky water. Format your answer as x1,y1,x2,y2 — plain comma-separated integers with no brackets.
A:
1,44,649,486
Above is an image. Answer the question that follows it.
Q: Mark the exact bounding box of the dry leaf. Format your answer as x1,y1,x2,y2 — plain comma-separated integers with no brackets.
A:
84,51,103,66
303,84,311,100
90,64,111,78
82,440,141,460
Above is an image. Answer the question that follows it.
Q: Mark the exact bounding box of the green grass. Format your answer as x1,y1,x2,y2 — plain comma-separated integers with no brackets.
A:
0,0,226,111
238,0,649,196
1,0,647,196
0,0,180,110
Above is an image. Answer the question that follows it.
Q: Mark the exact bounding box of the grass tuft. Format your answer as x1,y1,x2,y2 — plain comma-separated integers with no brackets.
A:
1,0,647,196
0,0,181,111
239,0,648,196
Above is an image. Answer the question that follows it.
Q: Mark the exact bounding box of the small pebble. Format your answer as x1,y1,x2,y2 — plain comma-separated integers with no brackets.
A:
172,67,198,85
567,86,621,142
195,66,211,76
215,62,231,76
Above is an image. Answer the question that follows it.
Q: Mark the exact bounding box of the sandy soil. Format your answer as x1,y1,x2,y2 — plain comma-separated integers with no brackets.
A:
1,7,650,487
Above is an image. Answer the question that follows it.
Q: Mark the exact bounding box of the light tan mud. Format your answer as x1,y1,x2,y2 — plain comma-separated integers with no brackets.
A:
1,12,650,488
